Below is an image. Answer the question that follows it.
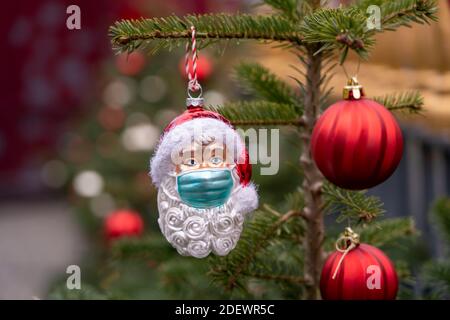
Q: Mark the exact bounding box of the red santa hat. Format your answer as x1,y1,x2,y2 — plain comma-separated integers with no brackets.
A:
150,105,258,214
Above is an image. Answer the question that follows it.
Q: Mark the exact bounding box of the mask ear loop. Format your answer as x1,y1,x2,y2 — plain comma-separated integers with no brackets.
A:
229,164,244,195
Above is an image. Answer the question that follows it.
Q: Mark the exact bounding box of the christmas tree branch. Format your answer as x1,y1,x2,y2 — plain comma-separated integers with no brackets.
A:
300,8,374,61
355,0,437,29
243,272,306,284
374,91,424,114
209,208,302,291
110,237,175,262
323,183,385,224
109,14,303,53
356,217,416,246
379,0,438,31
422,198,450,299
207,101,304,127
299,1,437,62
158,258,225,299
423,260,450,298
108,1,437,60
431,197,450,245
235,63,299,106
261,0,302,22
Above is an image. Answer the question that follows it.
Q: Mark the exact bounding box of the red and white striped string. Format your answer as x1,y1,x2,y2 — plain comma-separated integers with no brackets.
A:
185,26,201,93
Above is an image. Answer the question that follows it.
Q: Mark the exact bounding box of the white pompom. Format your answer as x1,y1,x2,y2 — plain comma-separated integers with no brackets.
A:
233,183,259,214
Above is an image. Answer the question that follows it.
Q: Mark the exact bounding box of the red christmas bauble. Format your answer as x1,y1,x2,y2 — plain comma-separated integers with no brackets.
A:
311,94,403,190
179,54,213,82
104,209,144,241
320,243,398,300
115,52,146,76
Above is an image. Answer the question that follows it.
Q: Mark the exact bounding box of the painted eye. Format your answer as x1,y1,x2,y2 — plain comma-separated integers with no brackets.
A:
210,156,223,165
184,158,198,166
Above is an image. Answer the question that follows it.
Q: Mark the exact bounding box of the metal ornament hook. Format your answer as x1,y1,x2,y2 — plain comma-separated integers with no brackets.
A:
186,84,204,107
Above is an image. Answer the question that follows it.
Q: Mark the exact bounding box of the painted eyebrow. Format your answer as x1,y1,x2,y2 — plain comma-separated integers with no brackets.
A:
180,148,201,157
207,150,226,160
210,147,225,155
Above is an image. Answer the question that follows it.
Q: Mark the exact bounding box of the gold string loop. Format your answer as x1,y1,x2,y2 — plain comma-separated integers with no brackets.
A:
332,227,360,279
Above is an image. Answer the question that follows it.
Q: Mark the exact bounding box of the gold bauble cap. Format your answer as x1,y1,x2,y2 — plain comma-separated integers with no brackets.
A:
343,77,364,100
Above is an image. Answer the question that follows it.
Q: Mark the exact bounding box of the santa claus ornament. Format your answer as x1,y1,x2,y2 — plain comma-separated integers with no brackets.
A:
311,77,403,190
320,227,398,300
149,27,258,258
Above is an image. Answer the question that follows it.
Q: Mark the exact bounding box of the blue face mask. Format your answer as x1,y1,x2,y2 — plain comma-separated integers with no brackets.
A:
176,168,234,209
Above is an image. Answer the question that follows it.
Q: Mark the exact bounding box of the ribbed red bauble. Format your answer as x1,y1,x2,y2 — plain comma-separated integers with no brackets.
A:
320,228,398,300
179,54,213,81
104,209,144,241
311,78,403,190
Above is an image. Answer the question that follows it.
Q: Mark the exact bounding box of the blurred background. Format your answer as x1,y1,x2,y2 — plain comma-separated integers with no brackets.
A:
0,0,449,299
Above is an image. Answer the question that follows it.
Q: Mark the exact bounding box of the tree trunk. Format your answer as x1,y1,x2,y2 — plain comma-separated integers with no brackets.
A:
301,47,325,300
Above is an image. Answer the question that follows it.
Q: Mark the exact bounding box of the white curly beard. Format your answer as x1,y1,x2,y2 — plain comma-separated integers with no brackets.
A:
157,174,245,258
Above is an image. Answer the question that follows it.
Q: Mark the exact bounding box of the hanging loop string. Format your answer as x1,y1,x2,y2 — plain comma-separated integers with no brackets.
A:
185,26,202,94
341,57,364,100
331,227,360,279
341,57,361,80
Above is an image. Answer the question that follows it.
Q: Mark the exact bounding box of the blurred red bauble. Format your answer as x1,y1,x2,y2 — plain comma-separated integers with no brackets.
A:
311,80,403,190
104,209,144,241
117,2,143,20
115,52,146,76
320,243,398,300
98,107,126,131
179,54,213,82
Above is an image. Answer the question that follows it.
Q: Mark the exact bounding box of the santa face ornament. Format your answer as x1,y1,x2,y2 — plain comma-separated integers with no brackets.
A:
150,106,258,258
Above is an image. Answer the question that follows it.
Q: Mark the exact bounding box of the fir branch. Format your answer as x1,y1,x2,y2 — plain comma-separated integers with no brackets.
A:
432,197,450,245
243,271,306,284
208,209,301,291
379,0,438,31
262,0,301,21
373,91,424,114
300,8,373,60
235,63,299,106
159,258,228,299
110,236,174,262
354,0,438,31
285,190,306,213
298,1,437,61
323,183,385,224
423,260,450,299
48,283,108,300
207,101,304,127
356,217,416,247
109,14,303,53
244,241,307,286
